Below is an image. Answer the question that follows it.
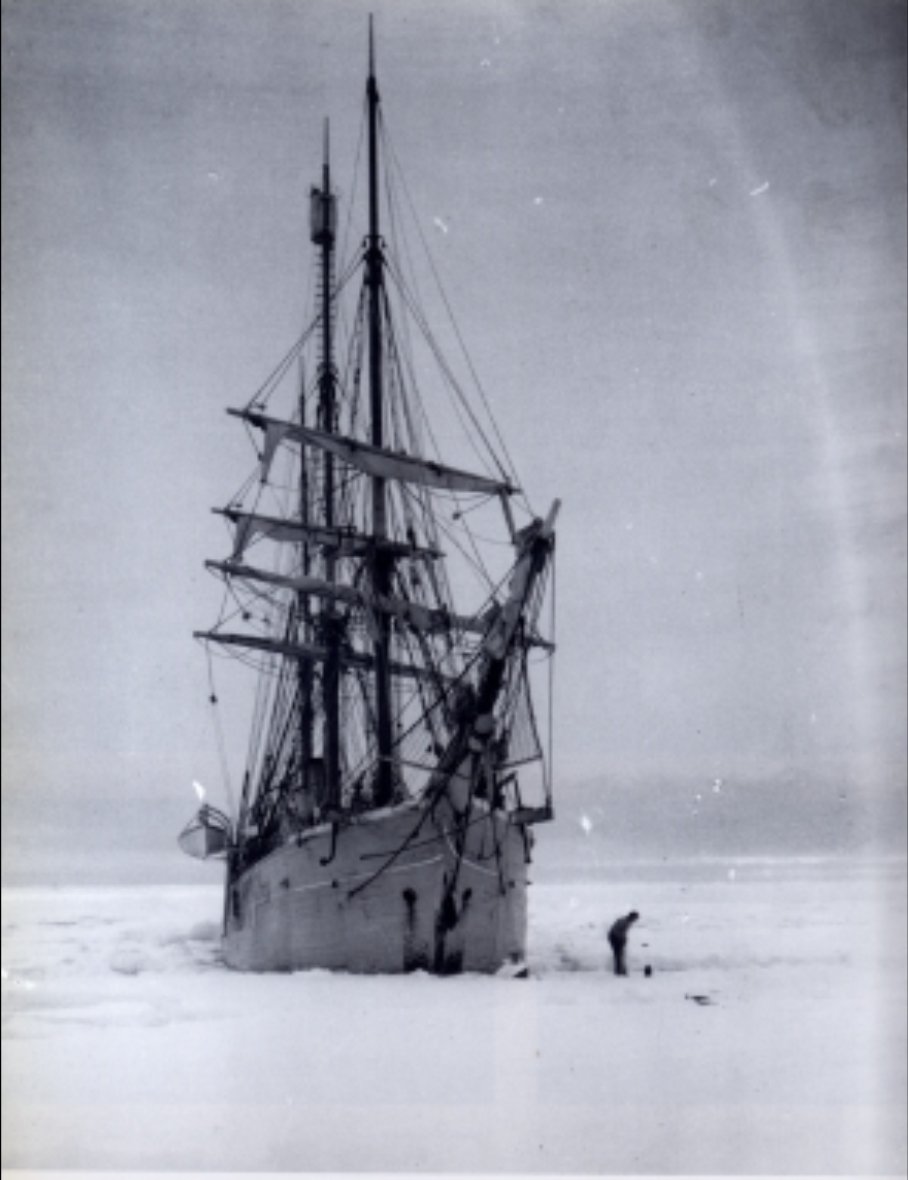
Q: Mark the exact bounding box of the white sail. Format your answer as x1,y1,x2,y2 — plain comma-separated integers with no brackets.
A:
215,509,440,562
206,559,485,635
230,409,518,496
194,628,458,684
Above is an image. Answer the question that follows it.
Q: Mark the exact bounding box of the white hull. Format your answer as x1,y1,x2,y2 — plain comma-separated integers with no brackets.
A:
222,799,530,973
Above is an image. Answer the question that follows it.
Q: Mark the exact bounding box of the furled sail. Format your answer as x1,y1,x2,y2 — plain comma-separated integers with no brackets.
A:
206,559,485,635
229,409,518,497
194,628,457,684
214,508,441,562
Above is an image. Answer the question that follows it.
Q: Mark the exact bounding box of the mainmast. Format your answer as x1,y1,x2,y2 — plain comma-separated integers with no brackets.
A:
297,363,313,800
310,118,341,809
366,17,394,807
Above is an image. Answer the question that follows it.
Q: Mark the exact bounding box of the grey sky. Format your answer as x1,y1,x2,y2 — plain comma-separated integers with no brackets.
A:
2,0,906,882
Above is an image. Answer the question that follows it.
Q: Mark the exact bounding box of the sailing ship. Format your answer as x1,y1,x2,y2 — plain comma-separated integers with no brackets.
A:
179,26,559,974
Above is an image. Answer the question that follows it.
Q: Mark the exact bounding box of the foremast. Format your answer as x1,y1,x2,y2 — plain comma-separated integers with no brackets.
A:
310,119,341,810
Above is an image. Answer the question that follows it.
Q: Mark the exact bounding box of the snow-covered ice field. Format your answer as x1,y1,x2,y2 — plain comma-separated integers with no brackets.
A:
2,856,905,1175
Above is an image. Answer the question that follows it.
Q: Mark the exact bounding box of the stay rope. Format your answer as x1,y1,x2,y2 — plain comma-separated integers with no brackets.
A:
380,120,530,511
205,649,237,821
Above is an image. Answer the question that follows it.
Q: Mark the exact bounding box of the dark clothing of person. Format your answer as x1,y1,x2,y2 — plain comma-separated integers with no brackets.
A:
608,913,638,976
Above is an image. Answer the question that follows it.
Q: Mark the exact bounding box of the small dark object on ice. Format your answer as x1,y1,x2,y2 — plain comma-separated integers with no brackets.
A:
685,993,715,1006
644,965,653,977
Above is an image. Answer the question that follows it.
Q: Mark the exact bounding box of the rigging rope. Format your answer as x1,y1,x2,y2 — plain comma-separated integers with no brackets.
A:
382,257,503,481
240,254,363,415
205,650,237,821
380,121,530,511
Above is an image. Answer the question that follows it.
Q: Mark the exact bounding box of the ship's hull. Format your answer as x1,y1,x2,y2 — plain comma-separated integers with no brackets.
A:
222,798,530,973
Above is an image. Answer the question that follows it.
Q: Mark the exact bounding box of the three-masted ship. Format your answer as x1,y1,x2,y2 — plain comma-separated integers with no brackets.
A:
180,27,558,974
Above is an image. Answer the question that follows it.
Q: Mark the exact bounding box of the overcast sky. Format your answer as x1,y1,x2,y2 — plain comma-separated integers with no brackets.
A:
2,0,906,882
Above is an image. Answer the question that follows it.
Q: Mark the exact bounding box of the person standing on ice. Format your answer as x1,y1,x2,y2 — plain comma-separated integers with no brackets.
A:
607,911,640,975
